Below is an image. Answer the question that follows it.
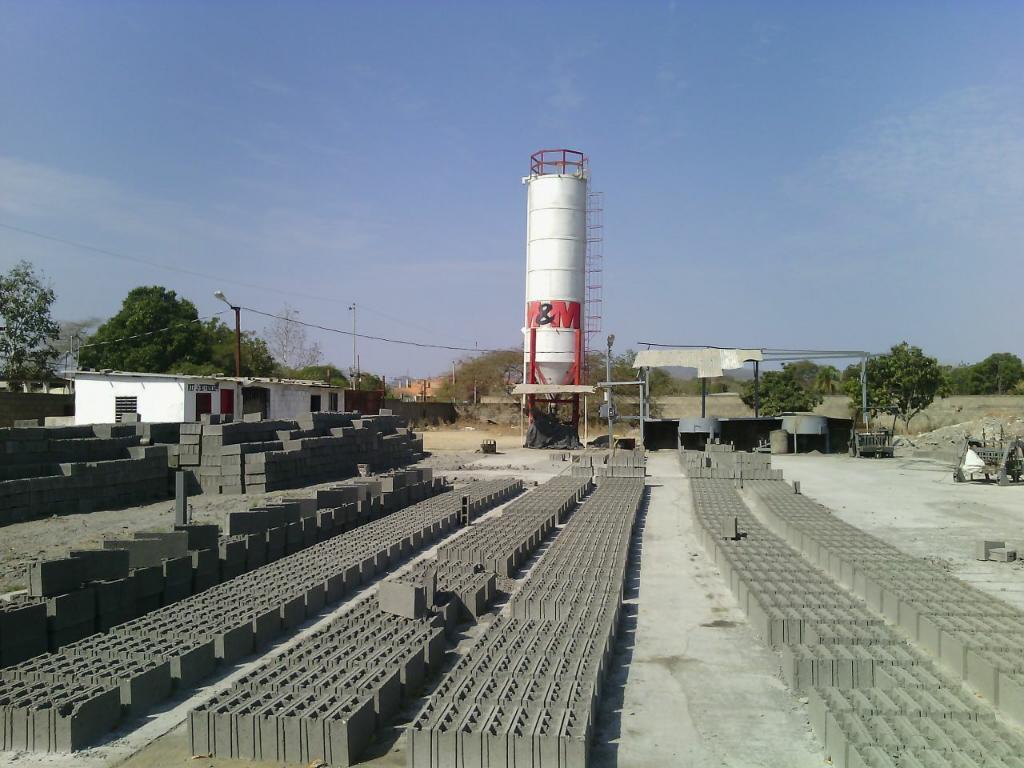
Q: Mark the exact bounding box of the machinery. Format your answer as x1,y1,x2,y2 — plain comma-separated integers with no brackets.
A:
954,428,1024,484
521,149,588,446
850,428,895,458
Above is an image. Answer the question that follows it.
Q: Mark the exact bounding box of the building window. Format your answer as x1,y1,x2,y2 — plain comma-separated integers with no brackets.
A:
310,394,321,412
114,396,138,422
328,392,339,411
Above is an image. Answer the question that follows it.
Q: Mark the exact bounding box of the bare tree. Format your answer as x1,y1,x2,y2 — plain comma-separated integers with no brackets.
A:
55,317,102,372
264,304,322,372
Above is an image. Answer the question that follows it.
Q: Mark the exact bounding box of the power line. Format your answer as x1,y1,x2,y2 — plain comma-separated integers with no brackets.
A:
0,221,490,346
0,221,512,357
242,306,509,354
77,311,229,349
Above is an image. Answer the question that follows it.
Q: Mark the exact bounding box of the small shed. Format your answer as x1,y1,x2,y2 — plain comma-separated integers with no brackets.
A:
71,371,345,425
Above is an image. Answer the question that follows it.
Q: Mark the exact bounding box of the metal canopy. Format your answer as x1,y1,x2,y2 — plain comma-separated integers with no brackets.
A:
632,348,763,378
511,384,596,395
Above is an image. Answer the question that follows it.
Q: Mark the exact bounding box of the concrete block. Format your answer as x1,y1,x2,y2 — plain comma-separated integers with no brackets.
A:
378,577,431,620
174,523,219,552
28,558,82,598
69,549,130,582
977,540,1006,561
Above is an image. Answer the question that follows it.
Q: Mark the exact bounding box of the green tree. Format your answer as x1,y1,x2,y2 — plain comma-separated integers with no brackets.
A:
855,342,945,432
740,364,823,416
352,371,385,391
79,287,213,373
970,353,1024,395
943,364,975,395
436,349,523,401
813,365,841,395
0,261,61,384
290,364,350,387
205,320,278,377
783,360,821,392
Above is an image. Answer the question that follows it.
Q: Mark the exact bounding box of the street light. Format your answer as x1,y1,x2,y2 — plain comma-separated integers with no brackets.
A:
214,291,242,378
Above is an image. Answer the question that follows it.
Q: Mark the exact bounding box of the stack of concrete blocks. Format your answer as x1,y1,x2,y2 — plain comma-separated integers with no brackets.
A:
174,413,422,496
187,418,292,494
408,478,643,768
596,448,647,478
685,466,1024,767
437,476,591,578
1,478,522,753
976,540,1017,562
407,560,497,627
0,424,174,524
1,525,222,667
243,414,422,494
680,443,784,481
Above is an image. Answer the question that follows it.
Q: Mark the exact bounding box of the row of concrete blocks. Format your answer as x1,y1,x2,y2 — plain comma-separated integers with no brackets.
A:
0,483,516,753
189,605,449,766
746,479,1024,726
0,450,171,525
686,478,1024,768
0,436,144,482
186,483,528,767
408,478,643,768
4,547,217,666
593,466,646,478
604,449,646,468
244,437,422,494
4,475,439,666
437,477,593,578
235,435,419,494
683,466,784,481
0,478,523,753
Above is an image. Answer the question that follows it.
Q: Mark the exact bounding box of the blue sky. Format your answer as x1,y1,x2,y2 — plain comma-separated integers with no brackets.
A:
1,1,1021,378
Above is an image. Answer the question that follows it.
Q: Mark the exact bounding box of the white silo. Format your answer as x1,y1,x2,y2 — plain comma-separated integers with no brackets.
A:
522,149,588,397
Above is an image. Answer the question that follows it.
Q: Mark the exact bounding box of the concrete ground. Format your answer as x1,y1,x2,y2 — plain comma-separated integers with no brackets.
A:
772,452,1024,611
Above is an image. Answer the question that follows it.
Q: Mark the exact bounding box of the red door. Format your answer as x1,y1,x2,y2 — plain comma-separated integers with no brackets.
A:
220,388,235,415
195,392,212,419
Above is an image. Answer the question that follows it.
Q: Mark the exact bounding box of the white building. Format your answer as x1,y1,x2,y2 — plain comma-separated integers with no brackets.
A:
72,371,345,425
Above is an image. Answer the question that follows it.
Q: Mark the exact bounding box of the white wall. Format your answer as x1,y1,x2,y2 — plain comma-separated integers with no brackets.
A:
265,382,340,420
75,376,186,424
75,375,241,424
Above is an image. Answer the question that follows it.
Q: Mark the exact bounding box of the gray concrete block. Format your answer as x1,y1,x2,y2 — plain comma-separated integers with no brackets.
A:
28,558,82,597
69,549,130,582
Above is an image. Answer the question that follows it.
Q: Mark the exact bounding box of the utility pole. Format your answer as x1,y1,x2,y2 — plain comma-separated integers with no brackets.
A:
606,334,615,448
861,355,869,428
753,360,760,418
349,304,357,386
214,291,242,377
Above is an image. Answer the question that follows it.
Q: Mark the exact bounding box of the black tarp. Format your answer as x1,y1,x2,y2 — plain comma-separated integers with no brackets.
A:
525,408,582,449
